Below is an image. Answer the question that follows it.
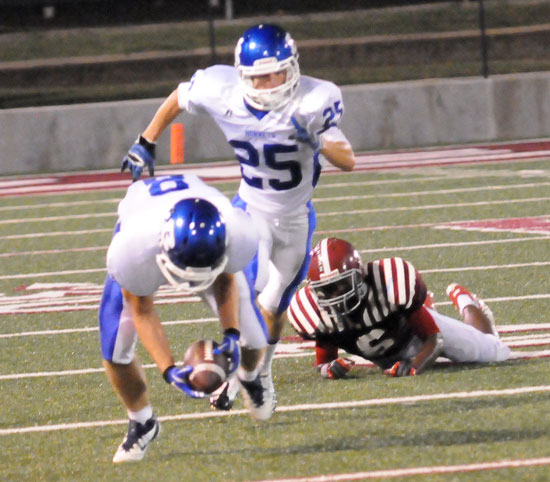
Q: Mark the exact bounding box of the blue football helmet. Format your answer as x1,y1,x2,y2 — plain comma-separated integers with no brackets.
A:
156,198,228,293
235,23,300,111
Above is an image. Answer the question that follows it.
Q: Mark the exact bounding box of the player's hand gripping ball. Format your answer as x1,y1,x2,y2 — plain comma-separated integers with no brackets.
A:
183,339,230,394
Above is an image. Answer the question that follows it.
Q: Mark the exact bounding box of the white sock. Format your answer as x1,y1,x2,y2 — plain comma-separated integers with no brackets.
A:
128,405,153,425
237,365,258,382
260,341,278,376
457,294,478,316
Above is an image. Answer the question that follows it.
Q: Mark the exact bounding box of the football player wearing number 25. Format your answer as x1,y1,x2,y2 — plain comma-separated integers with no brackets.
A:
99,174,274,463
121,24,356,411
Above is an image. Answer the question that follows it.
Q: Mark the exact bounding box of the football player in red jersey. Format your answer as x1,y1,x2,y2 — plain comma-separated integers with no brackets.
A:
287,238,510,379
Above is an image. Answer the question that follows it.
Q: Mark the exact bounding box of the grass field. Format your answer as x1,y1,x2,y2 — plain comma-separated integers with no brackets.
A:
1,141,550,481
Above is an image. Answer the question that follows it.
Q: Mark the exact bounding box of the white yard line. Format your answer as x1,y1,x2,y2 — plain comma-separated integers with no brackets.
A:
0,246,107,258
0,268,106,280
2,231,550,262
2,313,550,339
2,180,549,223
357,236,550,253
314,170,550,190
0,228,112,241
420,261,550,273
0,237,550,274
0,179,131,195
1,385,549,436
353,149,550,169
317,195,550,217
313,181,550,203
0,198,119,212
0,212,116,225
507,338,550,347
0,317,218,338
3,194,549,241
252,456,550,482
2,141,549,197
496,333,550,342
0,297,199,314
499,323,550,333
1,334,548,380
436,294,550,306
1,264,549,313
1,170,546,213
319,213,550,234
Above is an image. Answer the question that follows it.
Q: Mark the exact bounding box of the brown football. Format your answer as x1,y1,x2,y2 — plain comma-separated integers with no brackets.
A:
183,339,229,394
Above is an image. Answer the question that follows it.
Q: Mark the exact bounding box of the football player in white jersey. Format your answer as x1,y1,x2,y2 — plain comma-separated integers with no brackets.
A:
288,238,510,379
100,173,274,464
120,24,356,409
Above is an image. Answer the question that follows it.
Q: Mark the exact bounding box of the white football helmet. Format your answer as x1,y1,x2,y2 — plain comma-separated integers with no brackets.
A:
235,24,300,111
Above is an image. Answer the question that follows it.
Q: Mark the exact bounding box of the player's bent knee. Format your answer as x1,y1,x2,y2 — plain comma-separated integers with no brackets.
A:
102,356,135,367
479,335,511,362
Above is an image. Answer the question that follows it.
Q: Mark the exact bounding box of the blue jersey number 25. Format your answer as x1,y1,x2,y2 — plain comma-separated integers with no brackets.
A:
229,141,302,191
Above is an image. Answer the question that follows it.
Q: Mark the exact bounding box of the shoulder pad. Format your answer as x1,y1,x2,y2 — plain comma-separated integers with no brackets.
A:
377,257,418,309
288,285,322,337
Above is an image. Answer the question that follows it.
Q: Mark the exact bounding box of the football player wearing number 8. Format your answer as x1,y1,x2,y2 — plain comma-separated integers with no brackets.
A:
99,174,274,463
287,238,510,380
120,24,356,411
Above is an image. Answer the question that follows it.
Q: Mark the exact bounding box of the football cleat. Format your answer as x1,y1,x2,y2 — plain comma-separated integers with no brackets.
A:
446,283,497,337
209,377,240,411
239,374,276,422
112,415,160,463
260,371,277,411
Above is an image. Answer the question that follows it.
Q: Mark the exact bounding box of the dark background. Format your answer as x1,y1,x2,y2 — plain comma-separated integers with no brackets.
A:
4,0,546,109
1,0,468,31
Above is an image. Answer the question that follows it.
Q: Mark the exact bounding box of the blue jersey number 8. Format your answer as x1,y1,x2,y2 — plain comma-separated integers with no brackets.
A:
144,175,189,196
229,141,301,191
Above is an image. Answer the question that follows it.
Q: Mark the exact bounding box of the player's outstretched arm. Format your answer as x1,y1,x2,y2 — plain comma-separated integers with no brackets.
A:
141,89,183,142
320,135,356,172
384,305,444,377
212,273,240,333
318,357,356,379
121,90,183,181
211,273,241,375
314,339,355,379
411,332,444,374
290,116,356,171
163,365,206,398
384,333,444,377
408,306,444,374
122,289,176,374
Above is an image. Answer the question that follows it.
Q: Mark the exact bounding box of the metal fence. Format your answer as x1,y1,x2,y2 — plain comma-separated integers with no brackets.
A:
1,0,549,108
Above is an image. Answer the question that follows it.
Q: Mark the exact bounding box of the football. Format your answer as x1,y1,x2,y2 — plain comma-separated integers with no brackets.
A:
183,339,229,394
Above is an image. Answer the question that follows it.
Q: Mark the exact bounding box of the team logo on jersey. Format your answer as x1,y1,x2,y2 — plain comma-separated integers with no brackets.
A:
245,130,277,139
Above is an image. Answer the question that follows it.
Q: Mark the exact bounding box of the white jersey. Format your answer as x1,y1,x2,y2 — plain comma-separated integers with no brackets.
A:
177,65,345,215
106,174,259,296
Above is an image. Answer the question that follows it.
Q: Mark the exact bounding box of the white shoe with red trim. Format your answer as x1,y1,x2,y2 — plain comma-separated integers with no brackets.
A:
446,283,497,336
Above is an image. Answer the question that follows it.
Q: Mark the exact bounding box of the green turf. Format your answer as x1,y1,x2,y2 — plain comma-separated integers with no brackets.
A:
1,153,550,480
